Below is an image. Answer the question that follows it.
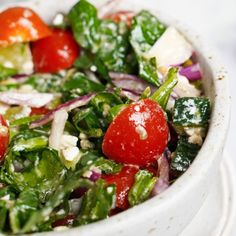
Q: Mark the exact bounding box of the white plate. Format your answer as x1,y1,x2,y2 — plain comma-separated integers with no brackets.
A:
181,151,236,236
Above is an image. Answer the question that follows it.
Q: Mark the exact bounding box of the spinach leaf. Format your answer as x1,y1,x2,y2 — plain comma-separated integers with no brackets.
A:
74,50,110,82
25,74,63,93
69,0,129,72
130,11,166,86
173,97,211,127
98,20,129,72
9,189,39,234
151,67,178,109
12,136,48,154
22,174,93,233
72,107,103,138
0,64,17,81
93,158,122,174
62,72,105,101
128,170,157,206
0,201,8,231
78,152,122,175
1,148,66,202
170,136,201,175
68,0,100,52
75,179,115,225
0,186,16,231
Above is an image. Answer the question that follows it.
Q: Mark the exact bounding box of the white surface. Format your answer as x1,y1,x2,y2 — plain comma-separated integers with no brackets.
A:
181,153,236,236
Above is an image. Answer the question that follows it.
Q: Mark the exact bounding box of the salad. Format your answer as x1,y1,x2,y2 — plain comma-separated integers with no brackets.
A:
0,0,211,234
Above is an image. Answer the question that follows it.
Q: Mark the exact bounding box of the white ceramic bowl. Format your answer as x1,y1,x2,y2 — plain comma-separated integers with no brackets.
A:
0,0,230,235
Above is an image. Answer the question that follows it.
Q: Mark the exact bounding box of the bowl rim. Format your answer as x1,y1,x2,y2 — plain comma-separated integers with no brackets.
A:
0,0,231,235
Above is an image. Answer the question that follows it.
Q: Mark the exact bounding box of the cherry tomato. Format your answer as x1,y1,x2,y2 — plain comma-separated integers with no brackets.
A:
31,29,80,73
0,115,9,162
102,98,169,167
104,11,134,26
103,166,138,209
52,215,75,228
0,7,52,46
30,107,50,116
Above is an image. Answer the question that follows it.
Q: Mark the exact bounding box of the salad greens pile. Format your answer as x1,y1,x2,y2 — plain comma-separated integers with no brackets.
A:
0,0,211,234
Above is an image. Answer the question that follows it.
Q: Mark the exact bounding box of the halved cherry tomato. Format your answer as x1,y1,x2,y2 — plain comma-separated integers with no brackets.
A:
0,7,52,46
102,98,169,167
31,29,80,73
104,11,134,26
30,107,50,116
0,115,9,162
52,215,75,228
103,166,139,210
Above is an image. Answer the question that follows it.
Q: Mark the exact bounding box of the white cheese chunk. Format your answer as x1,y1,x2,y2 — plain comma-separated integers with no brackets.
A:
174,74,201,98
60,134,78,149
184,127,205,145
144,27,193,66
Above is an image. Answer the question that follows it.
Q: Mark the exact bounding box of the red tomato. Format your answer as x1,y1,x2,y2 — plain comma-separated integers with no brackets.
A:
104,11,134,26
0,115,9,162
32,29,80,73
0,7,52,46
102,98,169,167
30,107,50,116
103,166,139,210
52,215,75,228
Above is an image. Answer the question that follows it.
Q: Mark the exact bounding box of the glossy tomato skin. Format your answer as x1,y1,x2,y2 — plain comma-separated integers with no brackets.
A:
103,166,139,210
30,107,50,116
102,98,169,167
0,7,51,46
32,29,80,73
104,11,134,26
0,115,9,162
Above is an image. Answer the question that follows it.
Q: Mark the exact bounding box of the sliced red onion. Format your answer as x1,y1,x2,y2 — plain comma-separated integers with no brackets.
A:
109,72,155,94
152,151,170,196
12,74,28,80
179,63,202,81
89,169,102,182
0,92,54,108
120,89,141,101
70,187,87,199
29,93,95,129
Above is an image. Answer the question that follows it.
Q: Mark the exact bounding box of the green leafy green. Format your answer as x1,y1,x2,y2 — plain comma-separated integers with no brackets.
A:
173,97,211,127
0,64,17,81
25,74,63,93
171,136,201,174
1,148,66,202
68,0,100,52
75,179,115,226
22,173,93,233
128,170,157,206
78,152,122,175
12,136,48,154
130,10,166,86
10,189,39,234
151,67,178,109
93,158,122,174
69,0,129,72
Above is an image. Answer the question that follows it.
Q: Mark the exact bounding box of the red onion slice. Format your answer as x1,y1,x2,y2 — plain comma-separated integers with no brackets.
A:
152,150,170,196
179,63,202,81
109,72,155,94
0,92,54,108
29,93,95,129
